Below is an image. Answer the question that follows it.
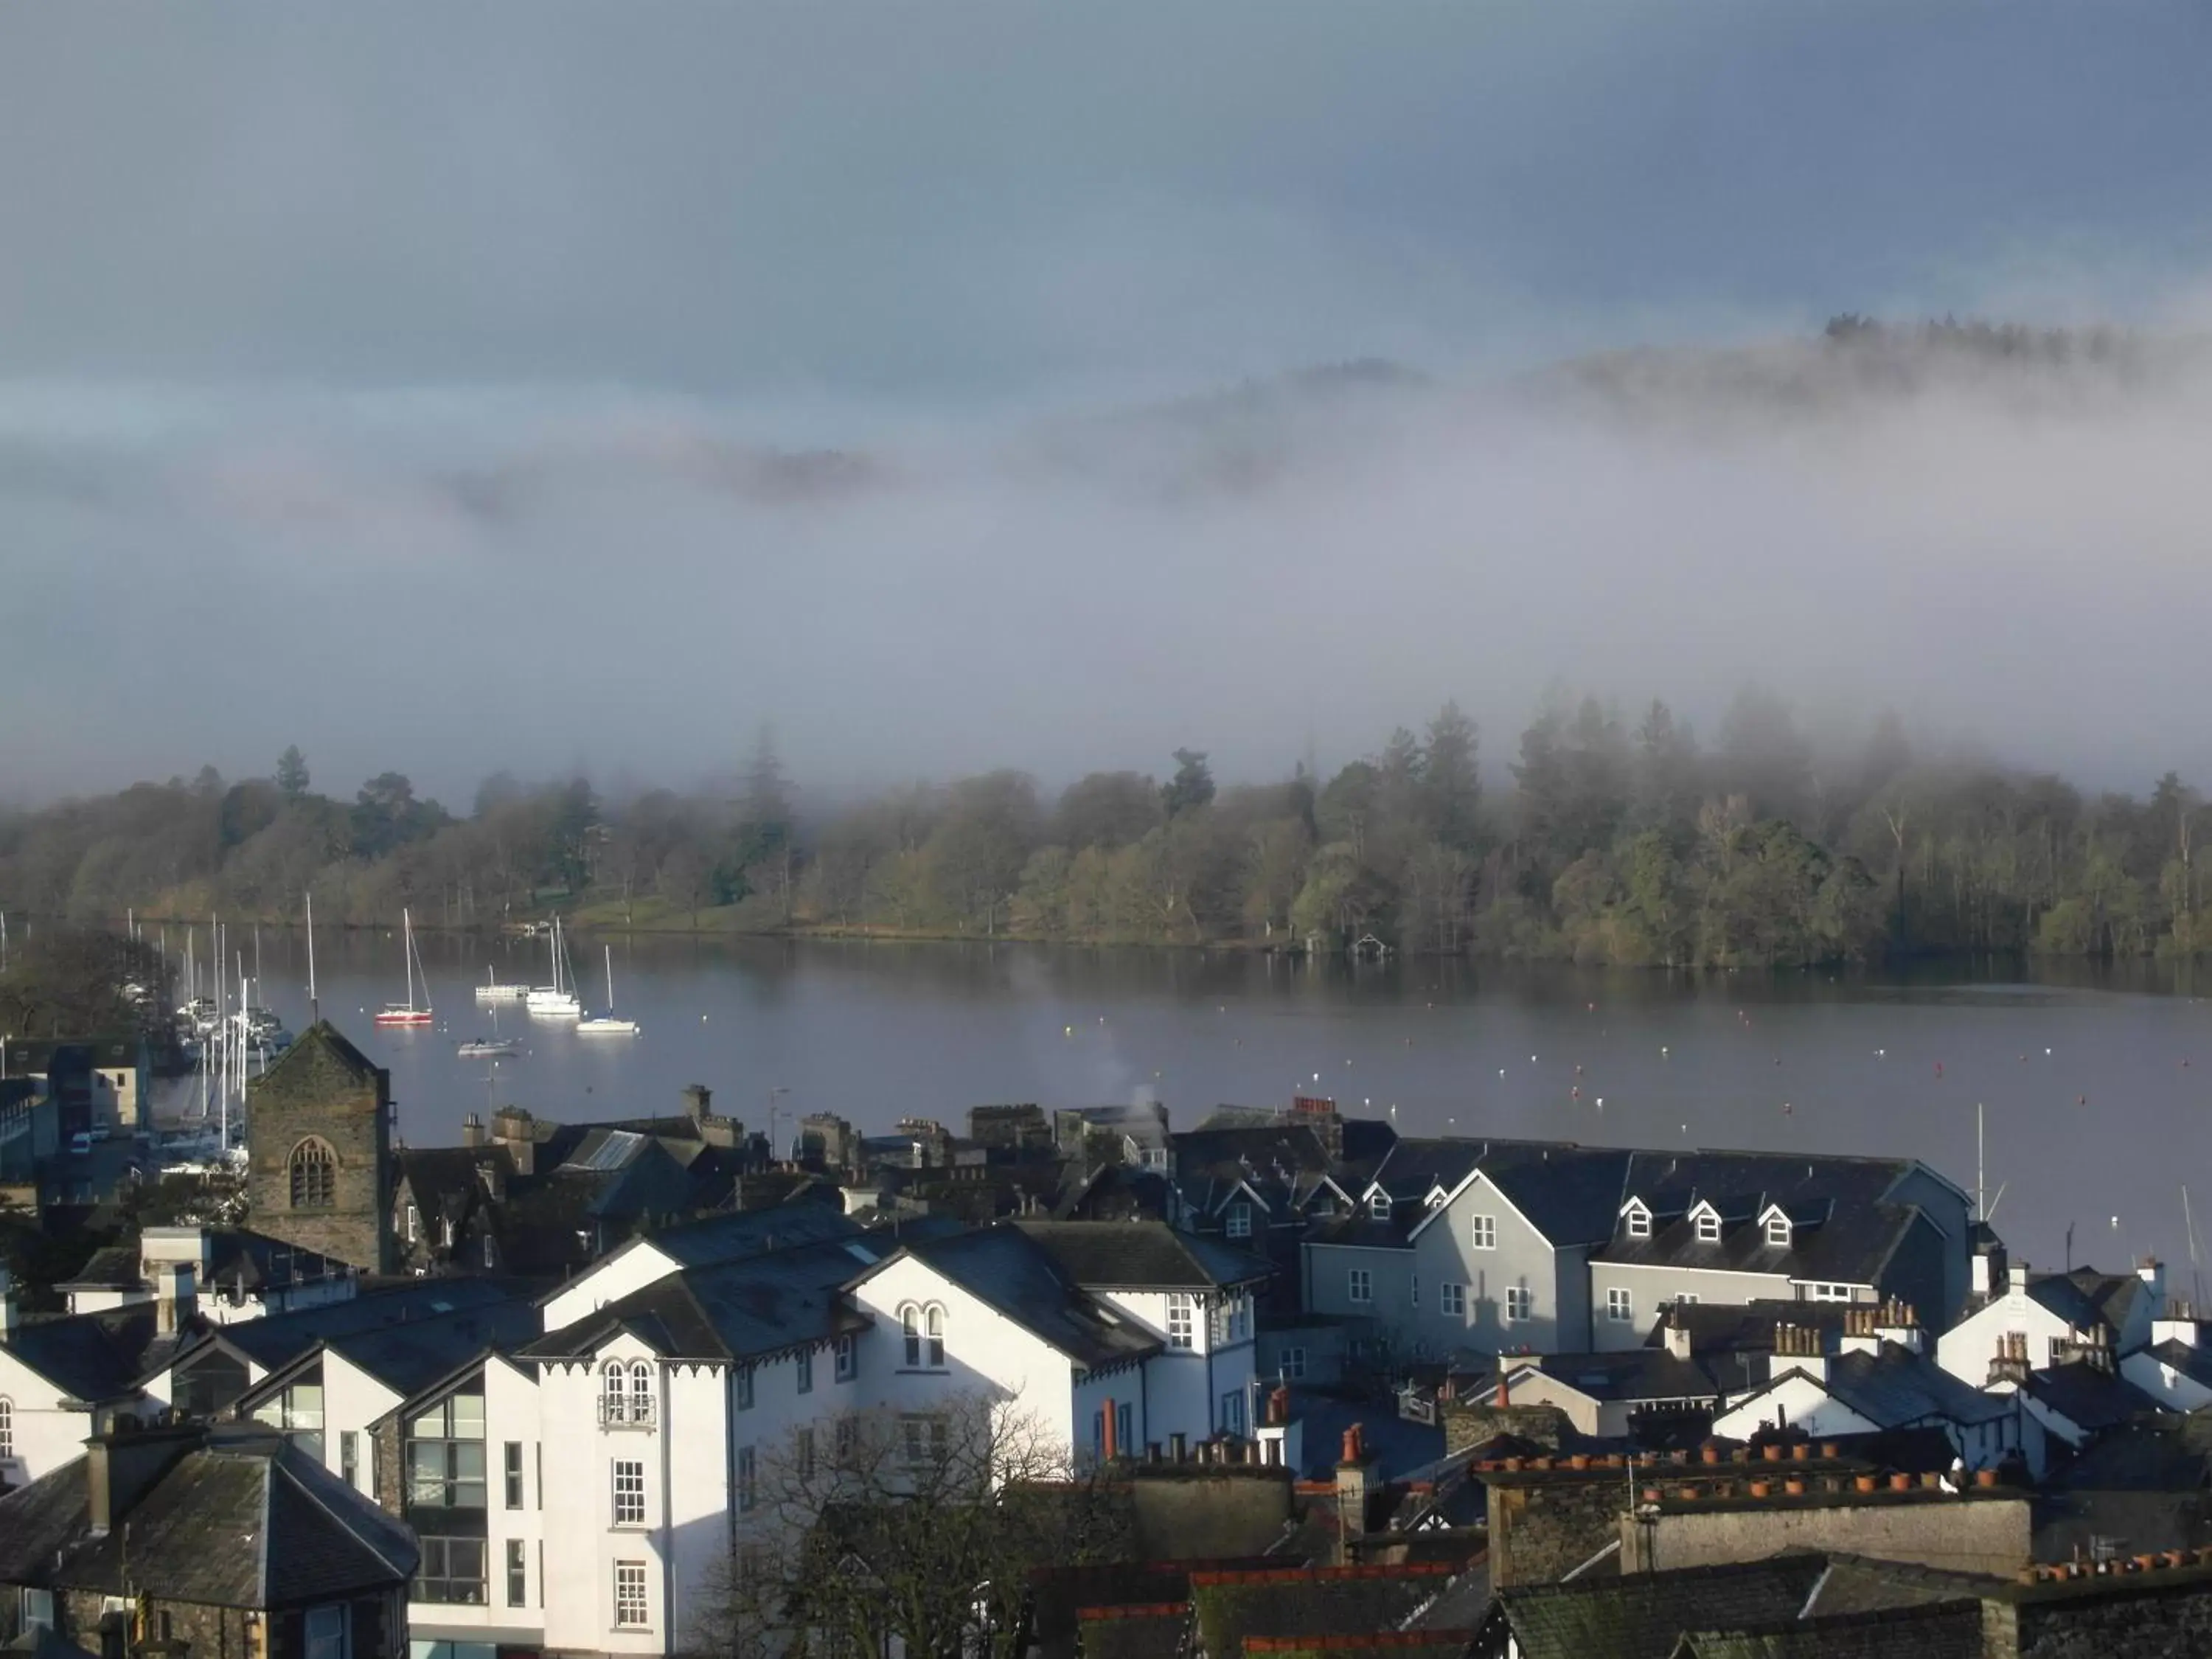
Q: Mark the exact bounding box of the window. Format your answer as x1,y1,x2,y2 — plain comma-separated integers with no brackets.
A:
1410,1273,1421,1310
1280,1347,1307,1381
1607,1287,1633,1324
796,1349,814,1394
341,1430,359,1491
1348,1268,1372,1304
406,1203,420,1243
835,1414,858,1464
288,1138,336,1208
0,1397,10,1458
1116,1402,1133,1453
504,1441,524,1509
1505,1286,1532,1323
1677,1293,1700,1306
835,1334,856,1382
737,1445,756,1512
1441,1282,1466,1318
612,1459,646,1526
406,1393,487,1511
1221,1390,1245,1433
505,1539,527,1608
614,1562,650,1629
1624,1205,1651,1239
1694,1210,1722,1243
417,1537,486,1605
1764,1215,1792,1247
737,1365,755,1410
1168,1293,1195,1349
796,1427,815,1480
629,1360,653,1421
304,1606,347,1659
1806,1282,1855,1302
900,1303,945,1368
1368,1192,1391,1220
482,1234,497,1270
21,1589,54,1634
1471,1214,1498,1251
901,1413,949,1467
602,1361,630,1424
252,1380,325,1457
1225,1203,1251,1239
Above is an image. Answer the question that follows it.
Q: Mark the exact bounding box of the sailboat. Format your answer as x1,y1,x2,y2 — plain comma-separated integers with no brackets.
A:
577,945,640,1036
526,917,582,1018
375,910,435,1026
475,966,528,1004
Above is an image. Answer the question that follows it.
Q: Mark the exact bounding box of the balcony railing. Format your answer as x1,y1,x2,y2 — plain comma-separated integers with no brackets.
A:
599,1395,657,1428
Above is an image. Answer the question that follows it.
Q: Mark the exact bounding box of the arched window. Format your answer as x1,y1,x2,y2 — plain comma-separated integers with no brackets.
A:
289,1138,336,1208
901,1304,922,1367
629,1360,653,1420
602,1360,629,1423
923,1304,945,1368
0,1397,13,1459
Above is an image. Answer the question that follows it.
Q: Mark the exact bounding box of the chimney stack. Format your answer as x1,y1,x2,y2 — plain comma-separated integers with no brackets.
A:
1335,1422,1377,1542
155,1262,195,1335
683,1084,713,1123
460,1113,484,1149
1663,1309,1693,1361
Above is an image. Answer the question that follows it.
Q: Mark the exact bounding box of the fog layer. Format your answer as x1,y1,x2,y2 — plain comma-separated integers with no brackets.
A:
5,3,2212,798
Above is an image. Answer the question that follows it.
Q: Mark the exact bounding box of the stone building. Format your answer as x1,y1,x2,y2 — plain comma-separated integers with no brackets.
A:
246,1023,394,1274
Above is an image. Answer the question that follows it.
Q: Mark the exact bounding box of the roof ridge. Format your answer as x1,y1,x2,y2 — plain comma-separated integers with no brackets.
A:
271,1445,416,1580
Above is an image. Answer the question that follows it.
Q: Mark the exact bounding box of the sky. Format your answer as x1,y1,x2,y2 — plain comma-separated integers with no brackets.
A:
7,2,2212,804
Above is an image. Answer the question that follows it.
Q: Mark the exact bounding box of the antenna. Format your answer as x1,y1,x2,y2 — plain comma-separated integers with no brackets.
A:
2186,1186,2205,1306
1975,1102,1984,1225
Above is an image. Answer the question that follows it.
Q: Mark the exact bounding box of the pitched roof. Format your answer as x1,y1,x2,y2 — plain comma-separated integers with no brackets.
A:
2028,1267,2151,1337
521,1234,886,1363
1481,1556,1831,1659
1670,1599,1986,1659
2046,1408,2212,1492
883,1227,1164,1371
1010,1220,1273,1291
0,1429,417,1607
1741,1343,2014,1430
249,1021,381,1093
1598,1151,1927,1286
241,1296,543,1406
2023,1360,2160,1435
642,1203,860,1267
165,1277,523,1378
1171,1124,1335,1216
4,1304,181,1404
1513,1349,1731,1406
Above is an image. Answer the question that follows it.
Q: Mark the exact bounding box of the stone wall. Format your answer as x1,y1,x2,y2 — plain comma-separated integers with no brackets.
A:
2012,1574,2212,1659
1627,1490,2032,1579
246,1023,392,1273
1486,1470,1631,1587
1441,1401,1571,1455
1123,1464,1295,1559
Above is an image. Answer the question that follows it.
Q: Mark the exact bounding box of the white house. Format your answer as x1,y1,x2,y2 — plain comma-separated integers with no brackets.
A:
1936,1259,2163,1388
0,1266,189,1486
57,1226,357,1324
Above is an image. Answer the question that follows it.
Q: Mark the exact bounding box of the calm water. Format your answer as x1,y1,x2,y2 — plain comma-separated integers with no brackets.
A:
179,928,2212,1280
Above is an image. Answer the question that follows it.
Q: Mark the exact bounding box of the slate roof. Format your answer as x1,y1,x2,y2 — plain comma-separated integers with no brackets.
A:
62,1231,355,1301
1669,1599,1985,1659
877,1226,1165,1371
1011,1220,1273,1290
1644,1299,1861,1357
1512,1349,1731,1405
1598,1151,1927,1286
240,1296,543,1406
522,1233,888,1362
0,1428,417,1607
2023,1359,2160,1435
1478,1556,1831,1659
4,1304,182,1405
640,1203,860,1268
252,1021,380,1090
1366,1138,1490,1206
2132,1338,2212,1392
1738,1342,2014,1431
1171,1124,1336,1219
2028,1268,2152,1337
2047,1409,2212,1492
165,1276,524,1379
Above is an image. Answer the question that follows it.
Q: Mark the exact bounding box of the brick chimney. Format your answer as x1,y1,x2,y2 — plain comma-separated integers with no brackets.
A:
460,1113,484,1149
1663,1308,1693,1361
1335,1423,1377,1541
683,1084,713,1122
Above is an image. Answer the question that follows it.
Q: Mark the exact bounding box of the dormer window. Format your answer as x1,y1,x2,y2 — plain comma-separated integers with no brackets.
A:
1623,1203,1651,1240
1764,1215,1792,1247
1368,1192,1391,1220
1225,1203,1251,1239
1694,1209,1722,1244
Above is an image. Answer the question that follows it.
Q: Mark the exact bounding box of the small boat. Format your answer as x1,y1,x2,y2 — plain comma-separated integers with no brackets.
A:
526,918,582,1018
375,909,436,1027
577,945,640,1037
458,1037,520,1059
475,967,529,1004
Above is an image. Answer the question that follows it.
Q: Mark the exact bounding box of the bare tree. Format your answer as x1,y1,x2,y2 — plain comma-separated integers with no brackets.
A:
700,1394,1134,1659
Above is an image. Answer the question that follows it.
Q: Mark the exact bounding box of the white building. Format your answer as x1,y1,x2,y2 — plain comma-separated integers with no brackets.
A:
1935,1259,2162,1387
58,1225,357,1324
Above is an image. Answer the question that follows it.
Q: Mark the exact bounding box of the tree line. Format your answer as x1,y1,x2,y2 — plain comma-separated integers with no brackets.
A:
5,699,2212,967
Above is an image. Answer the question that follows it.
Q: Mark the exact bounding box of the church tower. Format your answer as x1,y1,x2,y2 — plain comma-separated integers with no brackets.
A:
246,1020,394,1273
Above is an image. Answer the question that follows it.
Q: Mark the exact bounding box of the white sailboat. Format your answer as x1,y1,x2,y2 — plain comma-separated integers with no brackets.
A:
526,917,582,1018
375,910,435,1026
577,945,640,1036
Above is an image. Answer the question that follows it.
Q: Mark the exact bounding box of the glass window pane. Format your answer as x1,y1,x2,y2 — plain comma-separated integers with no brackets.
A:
450,1394,486,1438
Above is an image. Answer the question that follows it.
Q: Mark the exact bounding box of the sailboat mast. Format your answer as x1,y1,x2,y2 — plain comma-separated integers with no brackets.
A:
605,944,614,1011
306,891,319,1023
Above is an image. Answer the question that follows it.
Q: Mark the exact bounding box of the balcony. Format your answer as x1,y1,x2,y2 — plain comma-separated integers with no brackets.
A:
599,1395,657,1429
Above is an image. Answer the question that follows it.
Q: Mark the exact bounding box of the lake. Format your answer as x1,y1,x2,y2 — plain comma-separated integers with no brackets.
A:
181,926,2212,1283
